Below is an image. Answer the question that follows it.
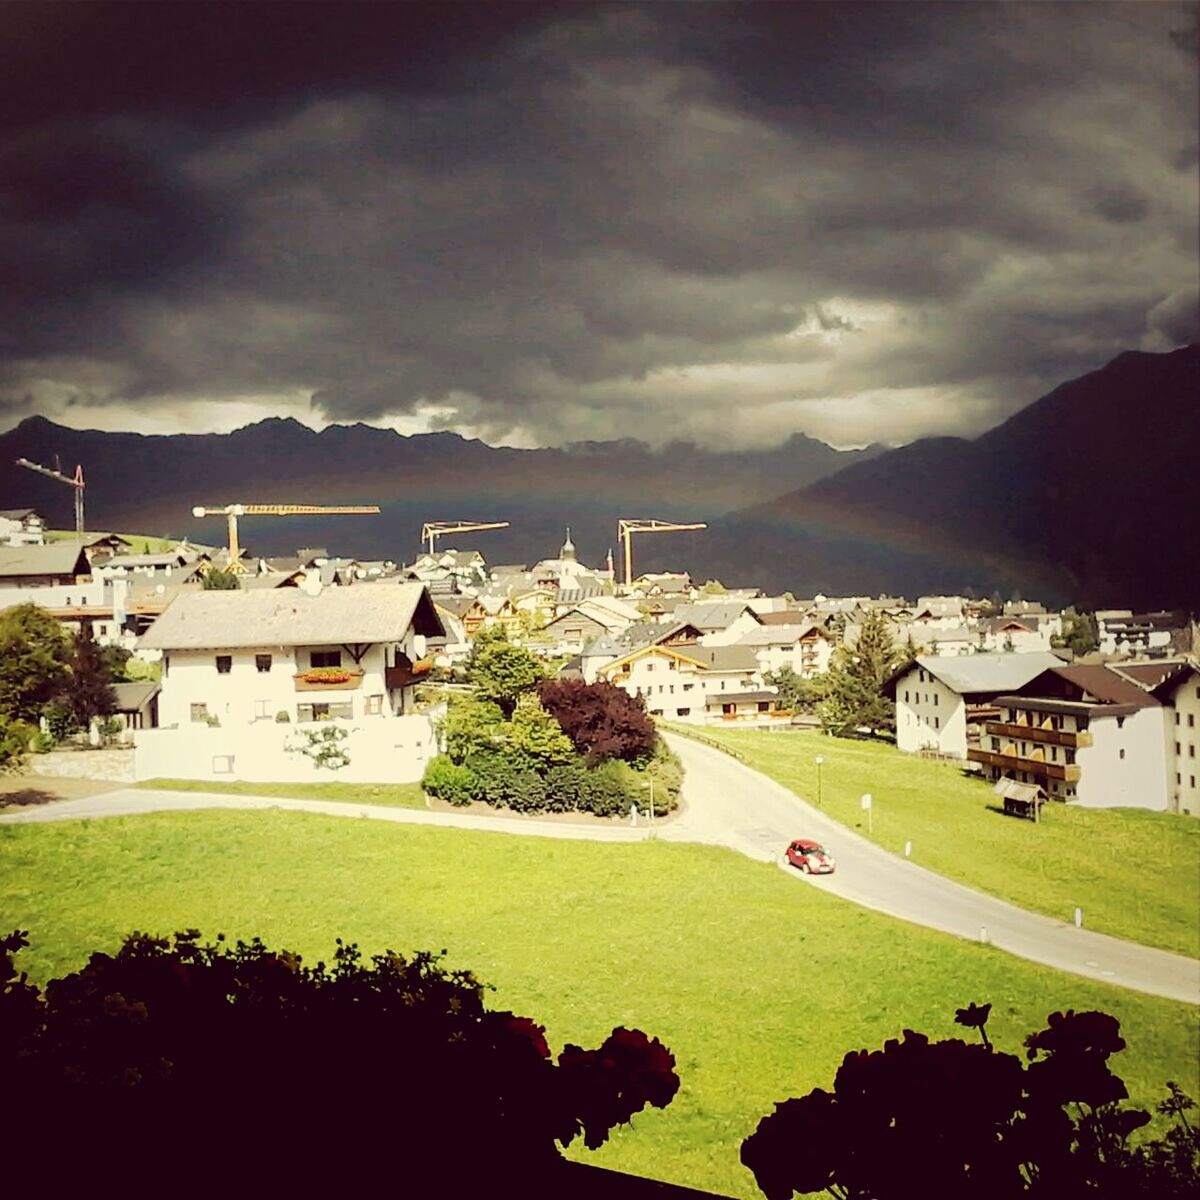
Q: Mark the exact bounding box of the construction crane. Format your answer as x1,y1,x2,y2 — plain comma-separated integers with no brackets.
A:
17,458,85,540
192,503,381,572
617,518,707,588
420,520,509,556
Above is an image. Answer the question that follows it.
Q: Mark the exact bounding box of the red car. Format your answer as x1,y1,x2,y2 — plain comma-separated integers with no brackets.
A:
785,839,836,875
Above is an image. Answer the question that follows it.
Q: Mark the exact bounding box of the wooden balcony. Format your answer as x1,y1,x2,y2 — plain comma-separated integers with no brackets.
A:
293,670,364,693
968,748,1080,783
385,659,432,690
985,721,1093,749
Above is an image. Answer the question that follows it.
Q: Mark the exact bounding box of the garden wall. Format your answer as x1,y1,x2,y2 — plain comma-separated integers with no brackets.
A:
133,716,439,785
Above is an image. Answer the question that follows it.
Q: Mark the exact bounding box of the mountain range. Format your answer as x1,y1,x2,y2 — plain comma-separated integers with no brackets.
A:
2,344,1196,609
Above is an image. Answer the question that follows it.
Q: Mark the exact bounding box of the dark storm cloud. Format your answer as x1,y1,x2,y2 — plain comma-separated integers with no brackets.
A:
0,0,1195,447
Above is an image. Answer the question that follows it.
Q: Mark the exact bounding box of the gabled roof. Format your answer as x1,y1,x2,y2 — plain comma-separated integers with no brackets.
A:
1040,665,1161,708
672,601,761,630
1112,660,1194,692
1150,661,1200,703
0,508,38,521
757,610,809,626
885,651,1062,699
735,623,825,648
112,681,160,713
0,542,90,578
137,583,444,650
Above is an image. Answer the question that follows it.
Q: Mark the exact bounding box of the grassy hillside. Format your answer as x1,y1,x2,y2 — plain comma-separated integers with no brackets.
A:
675,726,1200,958
1,811,1195,1198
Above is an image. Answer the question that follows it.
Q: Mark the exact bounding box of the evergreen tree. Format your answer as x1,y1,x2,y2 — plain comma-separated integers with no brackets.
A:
64,627,118,728
202,568,240,590
818,610,903,738
505,693,576,768
469,636,544,717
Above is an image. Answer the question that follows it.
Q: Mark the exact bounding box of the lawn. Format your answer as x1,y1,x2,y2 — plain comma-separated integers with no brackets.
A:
1,811,1195,1198
137,777,428,809
672,726,1200,959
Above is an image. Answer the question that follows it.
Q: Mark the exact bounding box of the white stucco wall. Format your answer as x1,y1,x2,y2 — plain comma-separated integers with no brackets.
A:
157,642,408,729
134,715,438,784
894,665,967,757
1074,707,1169,809
601,650,760,724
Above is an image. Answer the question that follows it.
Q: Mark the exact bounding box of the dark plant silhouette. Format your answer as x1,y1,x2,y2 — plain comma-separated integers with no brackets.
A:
742,1005,1198,1199
3,928,679,1191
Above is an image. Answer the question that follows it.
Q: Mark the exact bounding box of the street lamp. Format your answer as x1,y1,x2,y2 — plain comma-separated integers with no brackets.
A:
814,755,825,807
644,778,656,828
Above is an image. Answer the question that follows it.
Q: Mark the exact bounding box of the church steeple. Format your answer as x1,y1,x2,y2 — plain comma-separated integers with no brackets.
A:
560,526,576,561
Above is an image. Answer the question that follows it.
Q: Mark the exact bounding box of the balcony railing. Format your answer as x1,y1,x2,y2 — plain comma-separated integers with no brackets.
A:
968,748,1080,783
293,670,364,693
985,721,1093,749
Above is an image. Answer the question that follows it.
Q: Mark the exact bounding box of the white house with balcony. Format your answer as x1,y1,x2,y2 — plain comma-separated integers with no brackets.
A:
0,509,46,545
885,651,1063,759
596,642,764,724
132,583,446,784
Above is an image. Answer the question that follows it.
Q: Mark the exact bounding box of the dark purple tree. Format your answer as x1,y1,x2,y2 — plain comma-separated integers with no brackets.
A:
537,678,658,764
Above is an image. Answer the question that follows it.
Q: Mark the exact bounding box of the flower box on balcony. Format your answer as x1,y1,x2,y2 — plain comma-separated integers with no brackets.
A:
293,669,365,692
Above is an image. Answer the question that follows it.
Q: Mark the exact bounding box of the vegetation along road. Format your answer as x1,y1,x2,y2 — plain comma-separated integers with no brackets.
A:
5,738,1197,1005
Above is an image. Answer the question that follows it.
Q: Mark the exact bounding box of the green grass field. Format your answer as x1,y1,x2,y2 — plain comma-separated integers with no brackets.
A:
672,726,1200,959
1,811,1195,1198
44,529,188,553
137,777,428,808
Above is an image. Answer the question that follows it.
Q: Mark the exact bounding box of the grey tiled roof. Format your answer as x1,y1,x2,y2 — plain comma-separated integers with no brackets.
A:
137,583,444,650
0,543,90,577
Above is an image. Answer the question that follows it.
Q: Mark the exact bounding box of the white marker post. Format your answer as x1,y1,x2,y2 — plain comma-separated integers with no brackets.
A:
904,840,912,859
861,793,873,835
1074,907,1083,928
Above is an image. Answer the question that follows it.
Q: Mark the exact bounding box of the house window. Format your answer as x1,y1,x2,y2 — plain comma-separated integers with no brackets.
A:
676,708,690,717
1191,776,1196,789
1190,714,1196,728
1191,745,1196,759
1176,742,1182,755
254,700,269,720
216,655,232,674
1176,712,1181,725
190,703,208,723
758,701,770,712
212,755,234,775
934,694,939,707
256,654,272,673
645,662,654,672
311,650,342,669
904,691,909,703
934,716,940,730
365,694,383,715
1119,748,1125,760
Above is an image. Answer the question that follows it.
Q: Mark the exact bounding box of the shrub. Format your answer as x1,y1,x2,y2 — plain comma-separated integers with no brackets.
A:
542,760,590,813
465,749,521,807
505,766,551,813
537,678,658,765
505,693,575,769
275,710,291,723
422,755,481,806
1,929,680,1191
578,759,638,818
440,695,506,763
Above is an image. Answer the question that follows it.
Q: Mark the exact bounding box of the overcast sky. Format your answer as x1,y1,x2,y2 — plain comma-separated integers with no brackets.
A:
1,1,1196,449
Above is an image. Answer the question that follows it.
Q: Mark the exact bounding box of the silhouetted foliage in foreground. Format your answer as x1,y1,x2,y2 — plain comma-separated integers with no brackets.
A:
2,929,679,1190
742,1003,1198,1200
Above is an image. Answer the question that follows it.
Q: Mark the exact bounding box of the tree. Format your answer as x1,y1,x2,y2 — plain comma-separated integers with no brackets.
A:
63,627,117,729
0,717,33,773
817,610,902,738
505,693,576,768
201,567,241,590
440,695,506,762
469,637,544,717
0,604,71,725
742,1004,1198,1200
700,579,727,595
537,678,658,764
762,666,826,715
2,928,680,1191
1064,611,1099,658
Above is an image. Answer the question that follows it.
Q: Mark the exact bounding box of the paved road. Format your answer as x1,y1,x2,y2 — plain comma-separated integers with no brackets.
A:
4,748,1198,1005
660,735,1200,1006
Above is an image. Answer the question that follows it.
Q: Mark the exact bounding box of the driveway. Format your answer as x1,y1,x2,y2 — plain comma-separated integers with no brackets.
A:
660,735,1200,1006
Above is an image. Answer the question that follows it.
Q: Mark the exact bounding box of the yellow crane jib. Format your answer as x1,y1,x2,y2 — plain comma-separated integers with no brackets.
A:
420,520,510,555
617,518,707,588
191,503,381,571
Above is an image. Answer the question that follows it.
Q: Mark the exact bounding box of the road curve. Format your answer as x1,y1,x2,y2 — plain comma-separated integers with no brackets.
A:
4,749,1198,1005
660,734,1200,1006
